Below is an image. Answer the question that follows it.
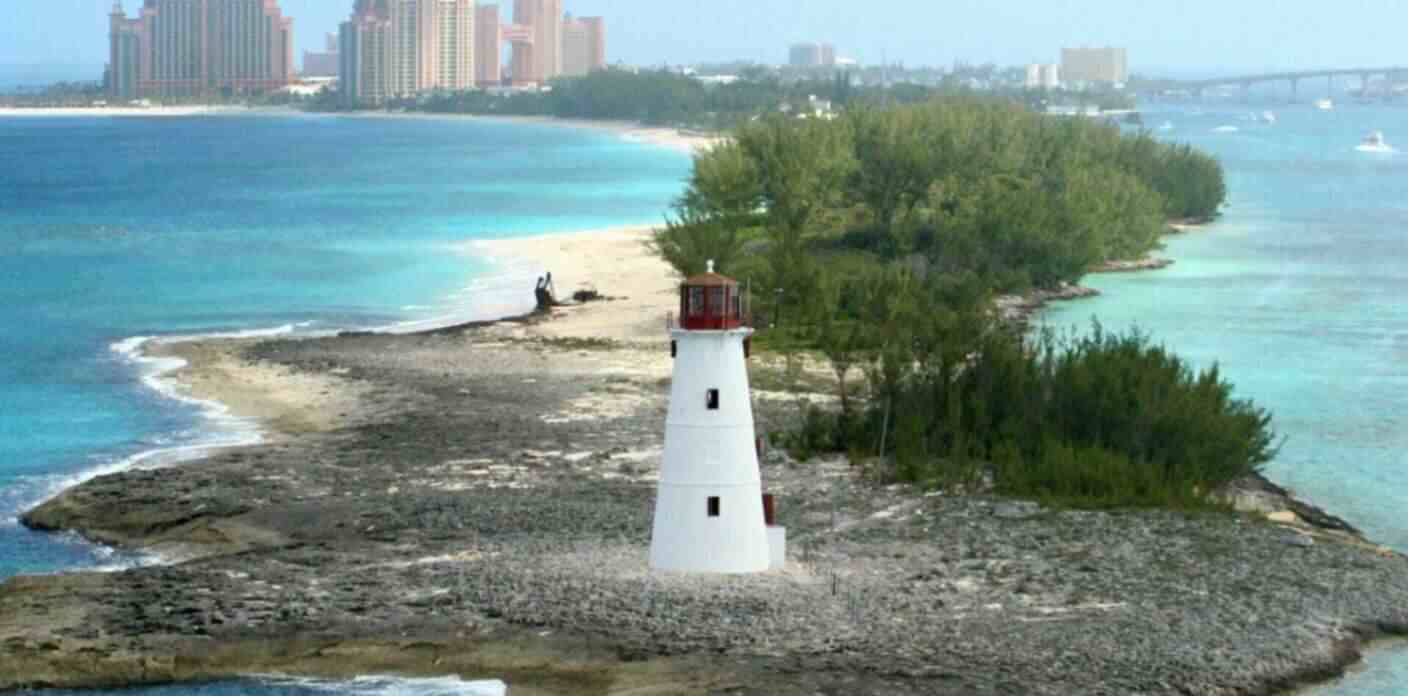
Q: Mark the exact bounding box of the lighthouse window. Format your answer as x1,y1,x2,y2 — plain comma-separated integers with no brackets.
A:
709,287,725,317
706,389,720,410
707,496,721,517
688,287,705,317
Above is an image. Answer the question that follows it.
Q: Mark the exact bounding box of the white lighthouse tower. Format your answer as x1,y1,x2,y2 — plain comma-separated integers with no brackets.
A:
650,262,778,574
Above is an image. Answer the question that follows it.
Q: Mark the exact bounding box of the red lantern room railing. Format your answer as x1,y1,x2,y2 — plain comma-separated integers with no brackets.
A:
678,260,746,331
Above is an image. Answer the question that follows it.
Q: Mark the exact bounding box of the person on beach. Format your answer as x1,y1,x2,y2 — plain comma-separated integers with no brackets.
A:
535,274,559,312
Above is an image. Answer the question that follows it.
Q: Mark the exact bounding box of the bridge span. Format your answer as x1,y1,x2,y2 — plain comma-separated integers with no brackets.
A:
1163,68,1408,100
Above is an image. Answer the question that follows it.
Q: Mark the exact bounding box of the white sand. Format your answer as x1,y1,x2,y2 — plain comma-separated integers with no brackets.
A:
342,112,724,155
472,225,682,343
146,339,377,439
460,115,725,155
0,105,252,118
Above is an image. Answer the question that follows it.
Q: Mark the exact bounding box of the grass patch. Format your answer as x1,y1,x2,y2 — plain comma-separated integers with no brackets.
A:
530,336,622,352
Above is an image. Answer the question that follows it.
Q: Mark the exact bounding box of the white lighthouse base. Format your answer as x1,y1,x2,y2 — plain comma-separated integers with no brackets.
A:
767,526,787,571
650,482,770,573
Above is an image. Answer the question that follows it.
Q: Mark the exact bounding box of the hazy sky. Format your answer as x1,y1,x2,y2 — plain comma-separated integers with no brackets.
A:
5,0,1408,77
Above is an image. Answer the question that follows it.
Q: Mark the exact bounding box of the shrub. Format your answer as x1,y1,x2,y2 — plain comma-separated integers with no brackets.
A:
874,325,1277,508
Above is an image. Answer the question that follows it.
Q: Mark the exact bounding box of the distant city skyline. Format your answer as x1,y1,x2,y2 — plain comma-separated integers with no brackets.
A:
6,0,1408,79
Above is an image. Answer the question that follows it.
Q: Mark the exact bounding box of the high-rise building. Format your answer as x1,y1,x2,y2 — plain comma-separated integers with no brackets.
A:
1061,47,1128,85
789,43,823,68
107,0,294,99
820,43,836,67
108,3,142,100
388,0,433,95
511,0,562,84
474,4,502,86
561,15,605,77
341,0,477,104
432,0,477,91
303,33,341,77
340,2,393,103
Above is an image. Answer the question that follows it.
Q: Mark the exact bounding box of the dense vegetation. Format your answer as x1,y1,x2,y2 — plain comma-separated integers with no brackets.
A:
788,315,1277,507
659,98,1225,299
311,69,859,129
312,68,1134,131
655,97,1264,507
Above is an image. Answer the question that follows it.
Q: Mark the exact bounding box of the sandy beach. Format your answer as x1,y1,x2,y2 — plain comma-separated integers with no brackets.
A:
340,111,725,155
471,225,681,343
0,105,260,118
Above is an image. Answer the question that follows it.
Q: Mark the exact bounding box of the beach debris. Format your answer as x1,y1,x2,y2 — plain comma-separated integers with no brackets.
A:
572,288,605,303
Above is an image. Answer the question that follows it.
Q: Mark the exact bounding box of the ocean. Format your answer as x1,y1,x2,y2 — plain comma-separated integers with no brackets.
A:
1043,102,1408,693
3,102,1407,693
0,112,688,693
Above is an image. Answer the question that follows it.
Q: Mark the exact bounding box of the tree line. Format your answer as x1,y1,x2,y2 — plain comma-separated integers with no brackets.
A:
653,98,1268,508
310,68,1133,132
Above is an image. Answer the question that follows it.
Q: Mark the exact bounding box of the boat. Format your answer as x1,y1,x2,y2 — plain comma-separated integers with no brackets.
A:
1158,121,1174,131
1212,125,1239,133
1315,98,1335,111
1356,131,1395,153
1260,110,1277,124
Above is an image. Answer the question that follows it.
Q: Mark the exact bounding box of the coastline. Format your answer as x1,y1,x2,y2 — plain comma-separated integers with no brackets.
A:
7,214,1408,694
0,105,278,118
0,105,723,155
335,111,724,155
2,111,691,539
998,220,1206,324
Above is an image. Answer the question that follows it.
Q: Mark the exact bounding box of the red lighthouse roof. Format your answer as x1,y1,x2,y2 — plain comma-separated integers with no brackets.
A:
679,260,745,330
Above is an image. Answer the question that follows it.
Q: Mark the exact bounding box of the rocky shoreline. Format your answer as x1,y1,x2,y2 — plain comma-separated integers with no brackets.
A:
6,220,1408,694
2,307,1408,694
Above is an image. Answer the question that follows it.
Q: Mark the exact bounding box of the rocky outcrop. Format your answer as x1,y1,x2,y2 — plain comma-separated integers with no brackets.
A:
996,283,1101,323
1094,257,1175,273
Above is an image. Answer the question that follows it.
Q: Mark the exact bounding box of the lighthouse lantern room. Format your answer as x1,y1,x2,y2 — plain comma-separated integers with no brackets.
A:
650,262,781,574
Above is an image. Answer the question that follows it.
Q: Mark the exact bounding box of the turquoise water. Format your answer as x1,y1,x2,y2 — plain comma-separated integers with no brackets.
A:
0,113,688,579
0,111,687,694
1045,104,1408,693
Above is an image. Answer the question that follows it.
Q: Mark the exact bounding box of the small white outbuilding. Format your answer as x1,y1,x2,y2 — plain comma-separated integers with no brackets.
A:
649,262,784,574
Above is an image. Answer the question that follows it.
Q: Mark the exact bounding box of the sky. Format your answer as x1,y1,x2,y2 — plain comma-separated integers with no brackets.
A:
4,0,1408,80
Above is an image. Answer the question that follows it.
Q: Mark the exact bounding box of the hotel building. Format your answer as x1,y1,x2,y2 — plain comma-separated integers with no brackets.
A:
339,0,605,101
561,15,605,77
107,0,294,100
788,42,835,68
508,0,562,84
1061,47,1129,85
340,0,476,104
303,34,341,78
433,0,477,90
474,4,502,86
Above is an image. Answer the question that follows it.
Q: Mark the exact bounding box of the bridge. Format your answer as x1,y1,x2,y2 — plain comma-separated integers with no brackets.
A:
1152,68,1408,101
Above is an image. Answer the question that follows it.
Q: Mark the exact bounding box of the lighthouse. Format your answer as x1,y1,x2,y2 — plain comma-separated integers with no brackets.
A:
650,262,781,574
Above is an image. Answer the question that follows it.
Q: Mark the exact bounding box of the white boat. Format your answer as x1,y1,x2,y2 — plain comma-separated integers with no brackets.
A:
1212,125,1239,133
1315,98,1335,111
1158,121,1174,131
1260,110,1277,124
1356,131,1395,153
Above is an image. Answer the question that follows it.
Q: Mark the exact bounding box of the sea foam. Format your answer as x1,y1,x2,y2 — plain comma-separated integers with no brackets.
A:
253,675,508,696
